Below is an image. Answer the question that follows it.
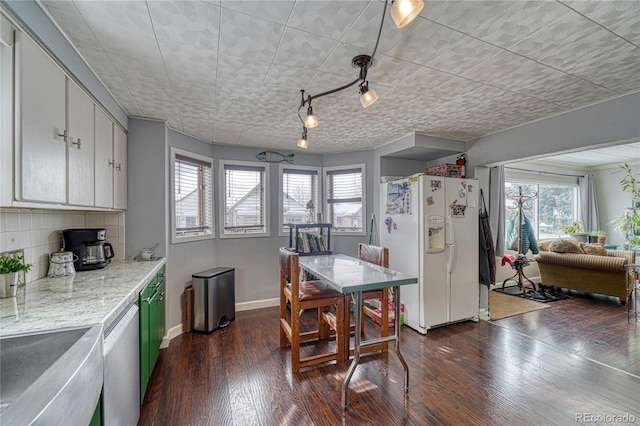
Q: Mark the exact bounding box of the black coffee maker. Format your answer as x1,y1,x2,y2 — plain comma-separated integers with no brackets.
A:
63,228,115,271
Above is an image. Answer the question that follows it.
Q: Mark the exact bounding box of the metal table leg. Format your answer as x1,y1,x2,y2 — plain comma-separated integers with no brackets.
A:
342,291,361,410
393,286,409,392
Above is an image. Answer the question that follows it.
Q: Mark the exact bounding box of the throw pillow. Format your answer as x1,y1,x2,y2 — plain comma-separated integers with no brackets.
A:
548,239,584,254
538,239,554,252
579,243,607,256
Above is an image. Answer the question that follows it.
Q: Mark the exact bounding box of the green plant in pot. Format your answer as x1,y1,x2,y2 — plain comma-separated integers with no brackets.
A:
617,163,640,206
561,221,587,243
0,254,32,298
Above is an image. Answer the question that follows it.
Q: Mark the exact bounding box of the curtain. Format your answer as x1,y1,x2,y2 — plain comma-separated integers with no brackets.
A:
578,174,599,232
489,165,506,256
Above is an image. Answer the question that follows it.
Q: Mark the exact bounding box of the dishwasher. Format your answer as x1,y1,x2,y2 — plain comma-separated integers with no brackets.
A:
103,303,140,426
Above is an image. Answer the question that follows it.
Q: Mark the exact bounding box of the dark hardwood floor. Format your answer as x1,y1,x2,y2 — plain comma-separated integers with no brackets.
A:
139,292,640,425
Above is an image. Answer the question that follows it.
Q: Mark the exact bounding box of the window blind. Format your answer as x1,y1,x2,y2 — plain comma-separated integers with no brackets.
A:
224,163,266,233
282,168,319,228
326,167,364,232
174,154,212,236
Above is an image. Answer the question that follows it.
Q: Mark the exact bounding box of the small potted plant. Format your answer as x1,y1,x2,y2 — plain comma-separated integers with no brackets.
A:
0,253,32,298
588,230,606,245
561,221,587,242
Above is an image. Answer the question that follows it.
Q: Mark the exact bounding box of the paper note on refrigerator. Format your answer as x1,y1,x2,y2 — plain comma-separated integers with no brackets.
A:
466,184,477,208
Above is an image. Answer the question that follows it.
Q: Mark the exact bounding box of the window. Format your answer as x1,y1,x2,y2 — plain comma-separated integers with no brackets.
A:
279,165,321,234
170,148,214,243
505,180,578,243
220,160,269,237
324,164,365,234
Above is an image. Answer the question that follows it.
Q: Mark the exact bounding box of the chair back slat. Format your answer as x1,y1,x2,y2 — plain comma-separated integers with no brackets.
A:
358,243,389,268
279,247,296,279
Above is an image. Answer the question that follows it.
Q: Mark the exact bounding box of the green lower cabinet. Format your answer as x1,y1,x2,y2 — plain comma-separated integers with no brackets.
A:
139,283,151,404
139,266,167,404
89,398,101,426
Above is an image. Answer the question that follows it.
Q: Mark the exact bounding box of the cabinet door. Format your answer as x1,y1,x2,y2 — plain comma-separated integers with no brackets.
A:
113,126,127,210
16,33,66,203
67,79,95,206
148,289,160,375
138,286,150,404
94,107,113,208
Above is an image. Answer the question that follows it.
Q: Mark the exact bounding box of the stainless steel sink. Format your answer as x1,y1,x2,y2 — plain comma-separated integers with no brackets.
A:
0,324,103,425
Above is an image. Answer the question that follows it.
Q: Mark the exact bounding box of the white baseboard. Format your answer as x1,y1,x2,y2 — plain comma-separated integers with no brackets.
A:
235,297,279,312
164,299,279,345
478,308,490,322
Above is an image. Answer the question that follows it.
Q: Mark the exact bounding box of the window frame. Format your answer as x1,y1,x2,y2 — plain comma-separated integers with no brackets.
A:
219,159,270,239
323,163,366,236
278,164,322,237
504,177,579,242
170,147,215,244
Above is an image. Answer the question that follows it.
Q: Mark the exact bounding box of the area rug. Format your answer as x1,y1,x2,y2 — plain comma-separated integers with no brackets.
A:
489,290,550,320
495,284,569,302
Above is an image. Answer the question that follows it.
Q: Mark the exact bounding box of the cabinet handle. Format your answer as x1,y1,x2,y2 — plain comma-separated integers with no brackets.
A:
116,163,122,171
108,159,114,167
159,292,164,301
71,137,81,149
56,129,68,142
142,297,151,303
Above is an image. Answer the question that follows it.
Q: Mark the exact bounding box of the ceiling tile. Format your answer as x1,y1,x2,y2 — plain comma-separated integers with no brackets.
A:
220,0,295,25
287,0,369,41
215,55,271,86
424,1,514,35
273,28,339,70
41,1,78,14
73,1,162,63
318,42,368,75
78,47,119,76
43,6,101,50
366,54,423,88
386,19,466,66
342,1,409,55
471,1,573,49
304,69,359,94
563,0,640,44
392,66,454,94
263,65,318,89
460,48,530,86
218,8,284,63
424,36,503,76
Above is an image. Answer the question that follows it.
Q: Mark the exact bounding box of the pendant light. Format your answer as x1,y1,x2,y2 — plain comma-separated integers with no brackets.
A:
297,127,308,149
391,0,424,29
303,105,318,128
359,81,378,108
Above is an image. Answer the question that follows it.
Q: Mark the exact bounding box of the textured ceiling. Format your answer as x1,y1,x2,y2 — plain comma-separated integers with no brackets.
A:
40,0,640,154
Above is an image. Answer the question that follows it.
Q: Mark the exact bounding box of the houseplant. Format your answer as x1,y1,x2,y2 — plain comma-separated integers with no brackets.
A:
561,221,587,242
588,230,606,245
617,163,640,207
0,254,31,298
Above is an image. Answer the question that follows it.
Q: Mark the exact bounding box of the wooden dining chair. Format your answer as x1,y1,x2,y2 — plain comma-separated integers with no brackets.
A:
278,248,346,373
323,244,391,358
359,243,391,353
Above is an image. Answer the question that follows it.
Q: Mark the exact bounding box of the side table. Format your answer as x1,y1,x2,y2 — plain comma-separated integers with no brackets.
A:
625,264,639,324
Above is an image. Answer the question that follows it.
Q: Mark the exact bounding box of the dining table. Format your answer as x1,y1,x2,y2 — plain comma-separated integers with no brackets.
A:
298,253,418,410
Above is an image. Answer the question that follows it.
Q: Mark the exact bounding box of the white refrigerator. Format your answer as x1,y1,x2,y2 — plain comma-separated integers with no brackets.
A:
380,175,479,334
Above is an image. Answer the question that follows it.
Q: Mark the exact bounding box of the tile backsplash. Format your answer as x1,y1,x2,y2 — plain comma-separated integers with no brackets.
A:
0,209,125,283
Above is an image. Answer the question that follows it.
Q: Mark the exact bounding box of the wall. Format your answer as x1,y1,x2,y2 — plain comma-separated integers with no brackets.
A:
0,208,125,282
593,162,640,248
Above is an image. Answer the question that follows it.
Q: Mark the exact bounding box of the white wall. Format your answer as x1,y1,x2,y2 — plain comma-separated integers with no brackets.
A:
593,162,640,248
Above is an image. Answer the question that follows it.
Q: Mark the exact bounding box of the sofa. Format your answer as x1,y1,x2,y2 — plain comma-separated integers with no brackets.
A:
534,239,635,303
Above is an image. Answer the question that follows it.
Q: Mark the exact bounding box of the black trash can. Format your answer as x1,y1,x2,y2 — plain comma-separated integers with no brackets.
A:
192,267,235,333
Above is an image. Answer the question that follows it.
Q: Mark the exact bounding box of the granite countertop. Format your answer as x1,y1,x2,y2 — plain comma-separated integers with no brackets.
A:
0,259,166,337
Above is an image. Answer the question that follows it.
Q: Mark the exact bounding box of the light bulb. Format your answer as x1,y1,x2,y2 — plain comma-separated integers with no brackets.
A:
303,106,319,128
297,137,308,149
391,0,424,29
359,85,379,108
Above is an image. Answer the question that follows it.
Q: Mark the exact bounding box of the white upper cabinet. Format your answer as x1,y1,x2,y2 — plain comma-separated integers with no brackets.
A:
15,32,66,204
67,79,95,206
113,126,127,210
94,106,114,209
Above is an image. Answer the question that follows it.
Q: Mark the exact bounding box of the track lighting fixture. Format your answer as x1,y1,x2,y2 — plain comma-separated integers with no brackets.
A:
297,127,308,149
359,81,378,108
303,104,318,128
391,0,424,29
295,0,423,148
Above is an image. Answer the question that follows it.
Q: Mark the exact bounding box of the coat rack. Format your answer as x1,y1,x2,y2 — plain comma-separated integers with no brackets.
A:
503,186,538,296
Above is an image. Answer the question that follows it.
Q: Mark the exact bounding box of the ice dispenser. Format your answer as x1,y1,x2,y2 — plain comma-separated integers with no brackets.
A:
426,215,445,253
